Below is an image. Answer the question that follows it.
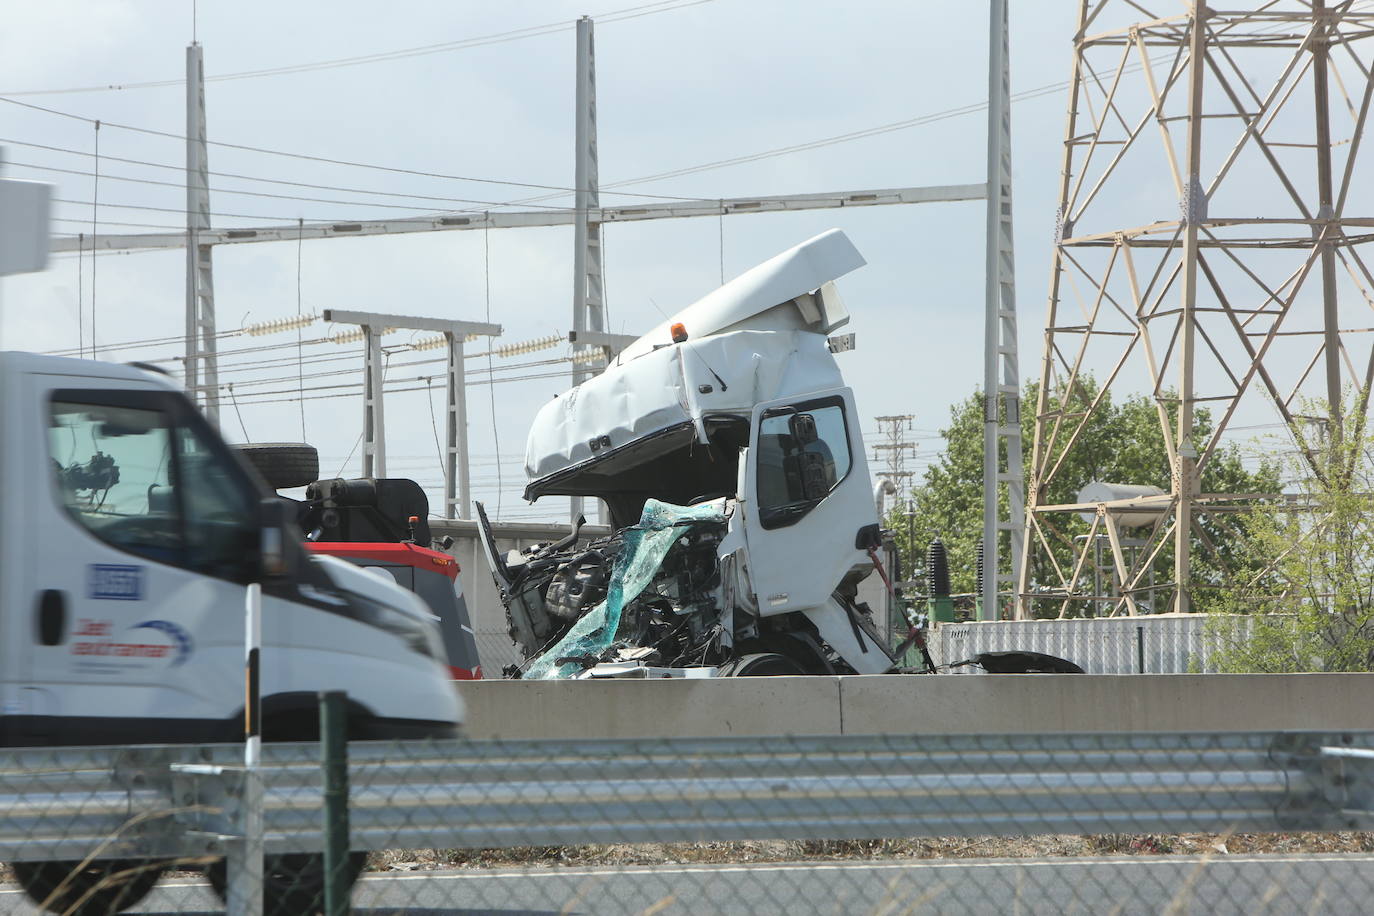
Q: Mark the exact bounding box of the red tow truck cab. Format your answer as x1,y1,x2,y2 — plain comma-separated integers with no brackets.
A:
232,444,483,680
306,541,482,680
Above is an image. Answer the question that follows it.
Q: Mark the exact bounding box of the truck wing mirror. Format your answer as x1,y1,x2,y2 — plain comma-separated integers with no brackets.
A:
788,412,819,445
257,497,298,581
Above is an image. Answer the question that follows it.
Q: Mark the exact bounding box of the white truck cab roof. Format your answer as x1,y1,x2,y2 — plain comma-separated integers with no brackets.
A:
0,350,180,387
523,229,865,510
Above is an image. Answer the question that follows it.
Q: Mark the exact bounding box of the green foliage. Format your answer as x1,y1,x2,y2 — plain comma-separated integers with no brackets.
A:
892,377,1278,615
1211,403,1374,672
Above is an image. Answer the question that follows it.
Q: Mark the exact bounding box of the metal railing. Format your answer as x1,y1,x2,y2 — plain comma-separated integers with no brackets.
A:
3,732,1372,859
4,730,1374,913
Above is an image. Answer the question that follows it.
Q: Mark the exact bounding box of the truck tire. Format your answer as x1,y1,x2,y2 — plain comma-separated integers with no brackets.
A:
206,851,367,916
235,443,320,490
12,859,166,915
718,652,807,676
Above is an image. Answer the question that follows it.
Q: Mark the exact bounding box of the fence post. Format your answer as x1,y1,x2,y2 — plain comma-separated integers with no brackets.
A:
321,690,351,916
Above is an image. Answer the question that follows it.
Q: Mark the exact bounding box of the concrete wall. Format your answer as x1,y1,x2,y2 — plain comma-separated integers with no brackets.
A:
458,673,1374,739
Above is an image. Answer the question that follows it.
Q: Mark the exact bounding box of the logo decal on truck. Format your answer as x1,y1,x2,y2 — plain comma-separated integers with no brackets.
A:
87,564,144,600
130,620,194,667
70,618,193,669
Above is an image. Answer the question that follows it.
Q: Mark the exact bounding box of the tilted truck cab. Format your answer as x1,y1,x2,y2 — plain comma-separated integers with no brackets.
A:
482,229,898,678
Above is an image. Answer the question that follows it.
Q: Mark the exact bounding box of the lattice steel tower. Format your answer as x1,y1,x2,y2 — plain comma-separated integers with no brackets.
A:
1018,1,1374,618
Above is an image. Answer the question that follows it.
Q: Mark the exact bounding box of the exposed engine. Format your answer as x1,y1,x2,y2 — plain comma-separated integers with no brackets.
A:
492,504,735,677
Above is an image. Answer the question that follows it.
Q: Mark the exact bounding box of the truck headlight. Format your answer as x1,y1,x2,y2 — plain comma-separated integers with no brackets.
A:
344,591,446,661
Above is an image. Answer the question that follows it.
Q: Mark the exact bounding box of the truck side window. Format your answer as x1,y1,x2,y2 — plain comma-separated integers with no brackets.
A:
176,426,257,578
49,401,184,566
755,397,852,529
48,397,257,579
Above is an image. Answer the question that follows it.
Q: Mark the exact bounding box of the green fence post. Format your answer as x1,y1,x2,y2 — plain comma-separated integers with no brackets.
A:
320,690,351,916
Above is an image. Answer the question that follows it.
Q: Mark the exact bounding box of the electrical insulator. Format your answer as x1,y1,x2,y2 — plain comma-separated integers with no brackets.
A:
494,333,561,359
928,539,951,599
975,538,984,597
411,334,448,352
242,313,318,337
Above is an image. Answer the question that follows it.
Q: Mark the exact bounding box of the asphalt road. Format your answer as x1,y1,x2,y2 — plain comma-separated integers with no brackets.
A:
5,854,1374,915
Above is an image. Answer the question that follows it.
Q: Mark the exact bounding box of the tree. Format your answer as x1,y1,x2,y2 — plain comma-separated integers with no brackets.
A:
892,377,1279,615
1212,402,1374,672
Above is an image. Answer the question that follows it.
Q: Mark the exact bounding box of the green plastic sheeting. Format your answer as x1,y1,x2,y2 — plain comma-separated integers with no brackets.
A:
526,498,726,680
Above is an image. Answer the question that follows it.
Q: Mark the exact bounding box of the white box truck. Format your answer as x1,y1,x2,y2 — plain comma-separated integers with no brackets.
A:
0,350,462,913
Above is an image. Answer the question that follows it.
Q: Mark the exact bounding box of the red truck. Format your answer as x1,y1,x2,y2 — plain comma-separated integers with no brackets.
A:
238,444,482,679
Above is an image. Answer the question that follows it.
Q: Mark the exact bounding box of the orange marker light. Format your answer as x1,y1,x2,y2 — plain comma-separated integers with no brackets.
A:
670,322,688,343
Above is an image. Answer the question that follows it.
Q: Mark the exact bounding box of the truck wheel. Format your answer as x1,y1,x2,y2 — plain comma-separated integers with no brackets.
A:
206,851,367,916
235,442,320,489
11,859,166,915
718,652,807,676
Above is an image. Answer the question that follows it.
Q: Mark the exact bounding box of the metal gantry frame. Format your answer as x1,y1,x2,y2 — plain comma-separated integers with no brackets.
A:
1017,1,1374,619
321,309,501,520
57,17,1012,529
571,16,605,522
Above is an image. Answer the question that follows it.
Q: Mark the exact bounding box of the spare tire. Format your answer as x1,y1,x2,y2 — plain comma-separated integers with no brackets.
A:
236,443,320,490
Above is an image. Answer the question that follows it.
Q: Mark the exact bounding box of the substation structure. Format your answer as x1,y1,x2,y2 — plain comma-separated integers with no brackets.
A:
48,13,1014,531
1019,1,1374,618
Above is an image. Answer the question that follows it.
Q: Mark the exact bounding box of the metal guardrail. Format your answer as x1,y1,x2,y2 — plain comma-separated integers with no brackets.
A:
1,732,1372,864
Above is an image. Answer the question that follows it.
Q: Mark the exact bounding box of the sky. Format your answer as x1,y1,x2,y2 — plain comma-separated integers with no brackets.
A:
2,1,1344,525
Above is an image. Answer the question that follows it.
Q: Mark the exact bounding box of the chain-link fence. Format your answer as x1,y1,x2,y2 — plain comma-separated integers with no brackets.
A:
925,615,1260,674
4,727,1374,915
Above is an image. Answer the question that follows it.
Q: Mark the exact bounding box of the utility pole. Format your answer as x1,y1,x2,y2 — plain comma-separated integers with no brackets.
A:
185,42,220,427
982,0,1022,622
872,414,917,505
570,15,604,524
873,414,917,581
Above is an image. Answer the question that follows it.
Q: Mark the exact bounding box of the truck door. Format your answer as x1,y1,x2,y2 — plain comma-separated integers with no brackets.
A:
22,379,263,743
743,388,877,616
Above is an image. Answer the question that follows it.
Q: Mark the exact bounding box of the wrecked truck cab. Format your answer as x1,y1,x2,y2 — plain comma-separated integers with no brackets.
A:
486,229,897,678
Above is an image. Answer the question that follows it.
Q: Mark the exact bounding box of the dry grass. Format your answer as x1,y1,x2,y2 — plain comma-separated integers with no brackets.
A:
5,832,1371,885
364,831,1374,872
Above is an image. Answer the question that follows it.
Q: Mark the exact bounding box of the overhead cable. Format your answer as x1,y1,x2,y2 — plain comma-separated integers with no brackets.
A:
0,138,679,207
0,1,713,96
8,159,582,213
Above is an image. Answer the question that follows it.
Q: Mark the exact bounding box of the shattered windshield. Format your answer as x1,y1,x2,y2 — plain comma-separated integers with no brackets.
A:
522,499,727,680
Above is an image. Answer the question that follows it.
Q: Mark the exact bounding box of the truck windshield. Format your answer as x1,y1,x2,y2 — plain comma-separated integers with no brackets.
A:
49,396,257,579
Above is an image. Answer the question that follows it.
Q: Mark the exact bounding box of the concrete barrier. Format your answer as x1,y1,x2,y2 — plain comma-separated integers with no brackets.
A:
459,676,843,739
458,673,1374,739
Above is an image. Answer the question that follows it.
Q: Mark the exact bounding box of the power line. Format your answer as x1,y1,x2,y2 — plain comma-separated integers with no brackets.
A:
51,195,393,223
7,159,585,213
0,0,713,96
0,100,695,203
0,138,687,208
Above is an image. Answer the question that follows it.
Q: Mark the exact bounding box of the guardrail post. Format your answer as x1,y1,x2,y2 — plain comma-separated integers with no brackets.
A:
321,690,351,916
227,580,265,916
